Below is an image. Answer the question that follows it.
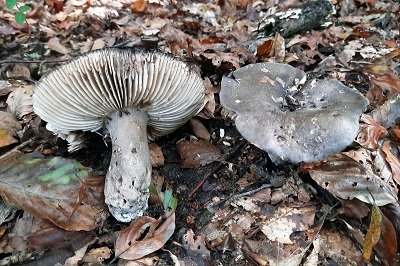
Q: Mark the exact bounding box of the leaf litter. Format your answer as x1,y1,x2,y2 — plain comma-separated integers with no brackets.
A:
0,0,399,264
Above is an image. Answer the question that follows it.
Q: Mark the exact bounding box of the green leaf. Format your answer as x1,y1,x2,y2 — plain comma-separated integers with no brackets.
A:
162,186,177,217
19,4,31,13
6,0,17,9
15,12,26,25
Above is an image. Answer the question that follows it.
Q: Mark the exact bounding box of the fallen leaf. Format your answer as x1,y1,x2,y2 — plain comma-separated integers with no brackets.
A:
363,205,382,262
356,114,388,149
115,214,175,260
28,219,95,251
176,139,221,168
0,111,21,148
0,153,106,231
149,143,164,168
181,229,211,264
131,0,147,13
261,206,315,244
304,153,398,206
82,247,112,264
189,118,210,141
47,37,72,55
374,211,397,265
6,85,34,119
381,140,400,186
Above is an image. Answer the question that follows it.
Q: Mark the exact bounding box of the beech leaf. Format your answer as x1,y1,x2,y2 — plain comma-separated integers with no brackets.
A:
0,153,106,231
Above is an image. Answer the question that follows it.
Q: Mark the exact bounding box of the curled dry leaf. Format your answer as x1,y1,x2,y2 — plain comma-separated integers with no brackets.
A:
149,143,164,168
0,153,106,231
0,111,21,148
6,85,34,119
189,118,210,141
176,139,221,168
304,153,398,206
115,214,175,260
356,114,388,150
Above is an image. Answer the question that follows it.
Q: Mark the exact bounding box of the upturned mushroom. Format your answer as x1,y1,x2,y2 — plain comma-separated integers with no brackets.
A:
220,62,368,163
33,48,205,222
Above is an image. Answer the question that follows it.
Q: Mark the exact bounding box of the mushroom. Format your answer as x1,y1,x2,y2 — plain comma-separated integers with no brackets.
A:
33,48,205,222
220,62,368,163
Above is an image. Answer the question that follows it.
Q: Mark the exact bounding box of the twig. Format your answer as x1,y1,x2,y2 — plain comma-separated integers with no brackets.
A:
0,138,36,160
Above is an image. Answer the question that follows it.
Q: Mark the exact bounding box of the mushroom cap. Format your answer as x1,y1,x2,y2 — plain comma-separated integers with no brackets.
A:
220,62,369,163
33,48,205,139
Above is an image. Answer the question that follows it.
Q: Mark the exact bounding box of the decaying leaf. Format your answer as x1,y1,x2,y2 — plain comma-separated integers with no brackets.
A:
82,247,112,264
0,153,106,231
304,153,398,206
261,206,315,244
6,85,34,119
115,214,175,260
149,143,164,168
0,111,21,148
181,229,211,265
363,205,382,262
176,139,221,168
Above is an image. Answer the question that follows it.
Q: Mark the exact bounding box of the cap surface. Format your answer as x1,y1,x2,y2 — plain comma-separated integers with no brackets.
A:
220,62,369,163
33,48,205,138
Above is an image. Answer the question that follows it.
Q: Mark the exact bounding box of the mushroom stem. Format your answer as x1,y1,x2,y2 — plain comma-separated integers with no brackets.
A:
104,108,151,222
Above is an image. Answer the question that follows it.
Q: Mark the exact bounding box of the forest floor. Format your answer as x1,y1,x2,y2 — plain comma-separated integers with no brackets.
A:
0,0,399,265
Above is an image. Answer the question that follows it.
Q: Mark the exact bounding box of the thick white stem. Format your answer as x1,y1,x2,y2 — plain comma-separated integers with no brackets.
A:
104,108,151,222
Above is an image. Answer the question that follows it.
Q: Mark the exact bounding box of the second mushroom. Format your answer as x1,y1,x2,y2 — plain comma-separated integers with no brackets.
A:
33,48,205,222
220,62,368,163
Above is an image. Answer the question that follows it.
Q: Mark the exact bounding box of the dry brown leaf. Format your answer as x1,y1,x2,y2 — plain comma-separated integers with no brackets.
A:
176,139,221,168
189,118,210,141
181,229,211,264
28,219,95,251
356,114,388,149
6,85,34,119
131,0,147,13
0,111,21,148
365,64,400,105
115,214,175,260
149,143,164,168
374,211,397,265
91,38,106,50
82,247,111,264
381,140,400,186
47,37,72,55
